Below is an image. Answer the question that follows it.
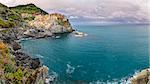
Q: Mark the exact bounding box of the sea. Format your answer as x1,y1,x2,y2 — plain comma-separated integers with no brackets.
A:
21,23,149,84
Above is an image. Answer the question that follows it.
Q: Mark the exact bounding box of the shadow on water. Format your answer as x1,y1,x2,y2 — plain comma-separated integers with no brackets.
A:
52,33,71,39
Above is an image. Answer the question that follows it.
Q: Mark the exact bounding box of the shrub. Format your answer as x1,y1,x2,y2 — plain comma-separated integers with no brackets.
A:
13,68,24,83
0,18,16,28
4,64,15,73
5,73,14,80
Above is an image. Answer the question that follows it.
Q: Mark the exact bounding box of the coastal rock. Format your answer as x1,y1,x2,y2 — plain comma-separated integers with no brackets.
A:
11,41,21,51
26,66,50,84
130,68,150,84
51,25,66,33
23,28,53,38
31,58,40,69
0,30,17,43
14,51,41,69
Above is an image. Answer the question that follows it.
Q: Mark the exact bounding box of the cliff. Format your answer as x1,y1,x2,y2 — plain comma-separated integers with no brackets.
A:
28,13,73,34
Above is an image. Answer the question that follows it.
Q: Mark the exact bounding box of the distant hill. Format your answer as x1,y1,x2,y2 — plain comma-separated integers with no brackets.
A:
10,3,48,15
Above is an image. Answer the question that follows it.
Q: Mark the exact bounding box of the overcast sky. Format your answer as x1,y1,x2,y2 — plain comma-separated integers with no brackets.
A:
0,0,149,23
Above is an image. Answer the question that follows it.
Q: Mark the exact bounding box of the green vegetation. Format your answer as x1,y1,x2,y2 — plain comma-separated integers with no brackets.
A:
10,3,48,15
0,3,22,28
0,18,16,28
5,67,24,84
0,3,45,28
4,64,15,73
9,3,48,21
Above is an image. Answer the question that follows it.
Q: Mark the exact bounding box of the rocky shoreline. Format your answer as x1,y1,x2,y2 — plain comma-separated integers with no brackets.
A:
0,3,74,83
0,33,51,83
0,15,74,84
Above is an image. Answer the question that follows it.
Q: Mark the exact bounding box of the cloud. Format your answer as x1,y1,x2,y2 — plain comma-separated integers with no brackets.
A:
0,0,149,23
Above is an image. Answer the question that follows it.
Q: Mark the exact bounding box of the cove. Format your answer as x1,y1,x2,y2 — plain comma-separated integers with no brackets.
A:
21,24,149,83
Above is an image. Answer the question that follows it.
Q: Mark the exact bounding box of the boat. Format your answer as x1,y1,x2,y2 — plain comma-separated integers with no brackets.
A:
53,35,61,39
74,31,87,37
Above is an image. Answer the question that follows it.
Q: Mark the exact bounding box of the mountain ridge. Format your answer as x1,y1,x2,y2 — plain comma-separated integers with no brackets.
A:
10,3,48,15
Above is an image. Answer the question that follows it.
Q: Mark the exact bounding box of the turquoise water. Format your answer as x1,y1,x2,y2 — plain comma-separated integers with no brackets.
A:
21,24,149,83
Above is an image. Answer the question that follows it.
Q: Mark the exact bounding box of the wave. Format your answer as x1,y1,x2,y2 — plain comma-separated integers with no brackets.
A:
35,54,44,58
89,70,145,84
66,64,75,74
89,78,131,84
43,64,145,84
46,70,58,83
54,70,141,84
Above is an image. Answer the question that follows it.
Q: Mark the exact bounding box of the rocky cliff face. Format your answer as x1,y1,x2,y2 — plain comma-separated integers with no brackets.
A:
28,13,73,34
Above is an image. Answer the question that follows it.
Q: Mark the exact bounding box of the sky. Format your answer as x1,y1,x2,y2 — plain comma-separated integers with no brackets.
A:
0,0,149,23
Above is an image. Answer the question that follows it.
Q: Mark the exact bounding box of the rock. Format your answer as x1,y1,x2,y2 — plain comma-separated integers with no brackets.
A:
23,28,53,38
130,68,150,84
11,41,21,51
51,25,64,33
23,29,38,37
31,66,49,84
14,51,40,69
31,58,40,69
0,32,15,43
